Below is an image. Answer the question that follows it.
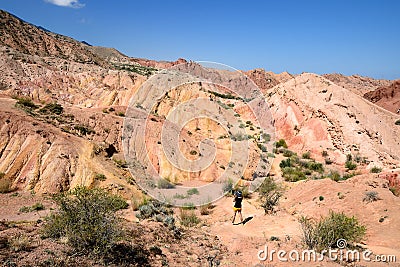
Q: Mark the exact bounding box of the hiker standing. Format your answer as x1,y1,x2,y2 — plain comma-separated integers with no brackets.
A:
232,190,243,224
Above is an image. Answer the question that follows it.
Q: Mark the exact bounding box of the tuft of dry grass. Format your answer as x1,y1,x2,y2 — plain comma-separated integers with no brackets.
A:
179,209,200,227
8,234,31,252
200,204,212,215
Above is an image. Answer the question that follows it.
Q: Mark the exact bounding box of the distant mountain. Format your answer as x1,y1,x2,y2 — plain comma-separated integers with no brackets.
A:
364,80,400,114
323,73,392,96
0,9,106,66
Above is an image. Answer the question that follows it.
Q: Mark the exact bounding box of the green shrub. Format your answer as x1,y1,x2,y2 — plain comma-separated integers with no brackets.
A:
308,162,324,173
299,211,366,252
95,173,107,181
395,120,400,125
319,196,324,201
389,186,399,196
282,149,295,157
275,139,288,148
136,200,172,220
322,151,328,157
302,152,311,159
342,172,357,180
258,177,283,213
189,150,198,155
19,202,45,213
0,172,4,179
42,186,127,255
40,103,63,115
282,167,307,182
187,188,199,196
328,171,341,182
157,179,175,189
74,125,95,135
370,166,382,173
117,112,125,117
181,202,196,210
279,158,292,168
257,143,268,153
179,209,200,227
15,97,37,109
345,160,357,170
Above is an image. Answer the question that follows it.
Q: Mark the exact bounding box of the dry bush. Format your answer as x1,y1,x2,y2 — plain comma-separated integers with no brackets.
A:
363,191,380,203
8,234,31,252
0,178,12,194
179,209,200,227
299,211,366,251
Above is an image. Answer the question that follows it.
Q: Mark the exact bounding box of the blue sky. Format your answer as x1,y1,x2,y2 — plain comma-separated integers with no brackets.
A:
1,0,399,79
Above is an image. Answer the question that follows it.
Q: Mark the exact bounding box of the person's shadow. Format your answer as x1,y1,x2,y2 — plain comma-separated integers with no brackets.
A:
233,216,253,225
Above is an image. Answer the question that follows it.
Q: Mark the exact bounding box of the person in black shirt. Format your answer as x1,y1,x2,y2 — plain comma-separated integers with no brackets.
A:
232,190,243,224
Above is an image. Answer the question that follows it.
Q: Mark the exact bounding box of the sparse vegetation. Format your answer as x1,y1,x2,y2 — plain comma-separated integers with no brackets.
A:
275,139,288,148
370,166,382,173
95,173,107,181
113,63,157,77
117,112,125,117
19,202,44,213
345,154,357,170
74,125,95,135
207,90,242,100
40,103,63,115
279,152,324,182
299,211,366,252
131,196,149,211
302,151,311,159
8,233,31,252
363,191,380,203
186,188,199,196
179,209,200,227
42,186,128,256
113,159,128,168
327,171,341,182
157,178,175,189
389,186,399,196
15,97,37,109
258,177,283,213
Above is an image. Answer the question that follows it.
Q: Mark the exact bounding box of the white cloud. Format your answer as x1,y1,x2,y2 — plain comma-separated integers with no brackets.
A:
45,0,85,8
